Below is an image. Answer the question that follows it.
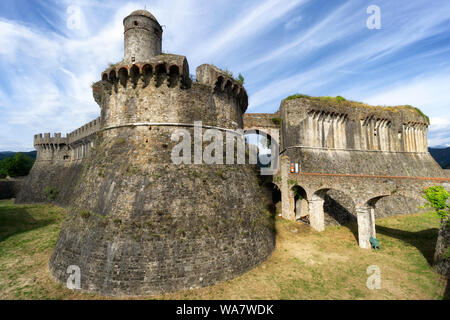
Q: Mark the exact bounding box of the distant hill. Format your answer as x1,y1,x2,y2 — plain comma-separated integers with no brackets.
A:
429,147,450,169
0,151,37,161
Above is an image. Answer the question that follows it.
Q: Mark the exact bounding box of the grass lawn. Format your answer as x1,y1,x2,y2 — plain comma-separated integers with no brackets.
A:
0,199,448,300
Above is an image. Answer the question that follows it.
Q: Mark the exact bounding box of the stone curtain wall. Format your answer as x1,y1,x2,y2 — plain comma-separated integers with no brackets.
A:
15,163,83,204
444,170,450,178
243,113,280,129
277,154,445,224
33,118,101,165
0,179,23,200
284,148,443,177
277,153,448,249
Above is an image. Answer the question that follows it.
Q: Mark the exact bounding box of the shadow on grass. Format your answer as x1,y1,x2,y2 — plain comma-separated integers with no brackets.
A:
338,222,439,268
341,219,450,300
375,225,439,266
341,222,359,243
444,279,450,300
0,204,56,243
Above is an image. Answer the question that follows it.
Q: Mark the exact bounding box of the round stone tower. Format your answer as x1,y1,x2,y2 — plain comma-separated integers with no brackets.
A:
123,10,162,64
48,10,275,297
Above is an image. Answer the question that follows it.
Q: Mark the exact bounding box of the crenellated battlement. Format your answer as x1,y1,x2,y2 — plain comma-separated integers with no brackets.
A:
196,64,248,113
33,117,101,164
66,117,101,144
34,118,101,148
34,133,68,146
99,54,191,90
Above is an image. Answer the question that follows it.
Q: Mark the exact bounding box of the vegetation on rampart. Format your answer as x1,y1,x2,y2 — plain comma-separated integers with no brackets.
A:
284,94,430,123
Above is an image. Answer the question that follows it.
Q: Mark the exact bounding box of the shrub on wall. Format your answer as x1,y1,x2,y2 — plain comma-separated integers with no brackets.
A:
422,186,450,276
423,186,449,220
44,186,59,201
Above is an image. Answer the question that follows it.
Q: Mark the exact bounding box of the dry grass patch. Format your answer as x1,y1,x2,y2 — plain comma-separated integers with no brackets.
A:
0,199,447,300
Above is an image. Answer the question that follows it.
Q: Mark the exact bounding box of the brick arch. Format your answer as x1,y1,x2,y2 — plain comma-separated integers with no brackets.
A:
244,128,280,170
130,65,140,87
169,65,179,74
118,67,128,87
232,84,239,95
366,194,390,208
168,65,180,88
155,63,167,87
244,127,280,149
291,185,309,222
214,76,224,92
142,64,153,87
155,63,167,74
308,187,357,231
108,69,117,81
224,79,232,93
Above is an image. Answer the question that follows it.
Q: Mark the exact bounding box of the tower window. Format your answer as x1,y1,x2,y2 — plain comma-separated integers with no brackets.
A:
134,21,138,26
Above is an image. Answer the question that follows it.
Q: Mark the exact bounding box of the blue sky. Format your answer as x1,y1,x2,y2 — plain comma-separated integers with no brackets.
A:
0,0,450,151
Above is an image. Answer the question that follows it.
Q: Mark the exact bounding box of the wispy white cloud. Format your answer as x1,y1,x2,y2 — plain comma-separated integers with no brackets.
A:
428,117,450,147
248,1,450,110
1,0,450,151
189,0,309,64
284,16,302,30
240,0,357,73
360,73,450,147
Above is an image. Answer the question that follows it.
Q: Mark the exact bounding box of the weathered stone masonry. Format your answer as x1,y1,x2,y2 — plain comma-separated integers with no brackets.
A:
17,10,274,297
243,97,449,250
0,179,23,200
16,9,450,295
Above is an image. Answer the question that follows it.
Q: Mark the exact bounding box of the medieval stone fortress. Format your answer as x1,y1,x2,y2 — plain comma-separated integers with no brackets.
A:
15,10,449,296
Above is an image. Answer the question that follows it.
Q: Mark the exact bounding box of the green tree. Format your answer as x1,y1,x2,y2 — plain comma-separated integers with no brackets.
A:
423,186,449,220
0,166,6,179
422,186,450,275
0,153,35,178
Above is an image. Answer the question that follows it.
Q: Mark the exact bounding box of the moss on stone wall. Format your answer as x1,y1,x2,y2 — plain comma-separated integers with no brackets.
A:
283,93,430,123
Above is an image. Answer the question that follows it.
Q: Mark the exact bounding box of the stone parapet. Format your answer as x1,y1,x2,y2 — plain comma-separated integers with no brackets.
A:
280,97,430,153
67,117,101,144
196,64,248,113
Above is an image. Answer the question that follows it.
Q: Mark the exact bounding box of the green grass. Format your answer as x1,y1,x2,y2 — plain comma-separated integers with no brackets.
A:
0,199,448,299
